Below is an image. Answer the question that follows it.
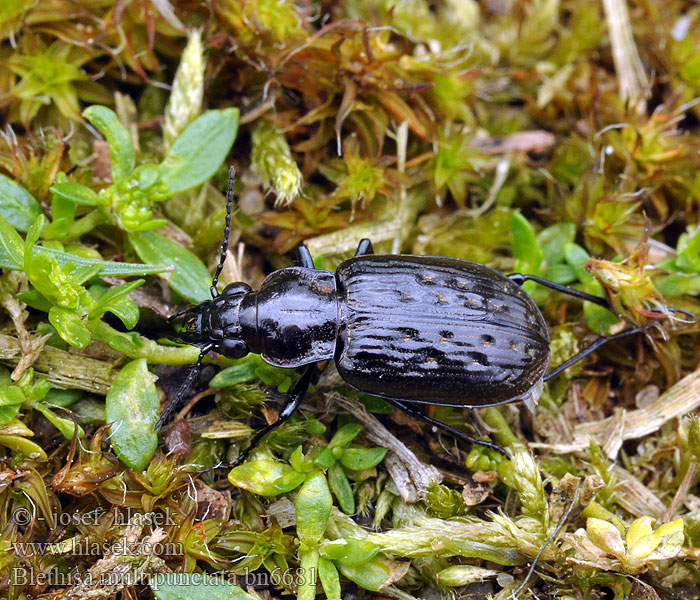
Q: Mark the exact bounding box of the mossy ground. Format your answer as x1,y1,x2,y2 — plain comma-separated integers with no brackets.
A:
1,1,700,599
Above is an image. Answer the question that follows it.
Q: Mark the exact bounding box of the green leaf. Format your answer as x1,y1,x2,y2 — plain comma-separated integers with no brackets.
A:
24,217,50,288
105,359,159,471
328,461,355,514
542,263,577,285
564,242,596,287
72,264,103,285
129,231,211,304
318,557,341,600
320,538,380,566
47,194,76,238
676,228,700,273
255,364,293,392
83,105,135,183
23,377,50,403
0,213,25,267
337,556,403,592
537,222,576,267
296,470,332,546
0,407,20,425
0,242,171,276
159,108,240,195
132,164,161,193
0,174,42,232
24,214,44,257
583,302,619,336
313,447,336,470
0,386,26,425
289,444,305,471
228,459,295,496
50,182,101,206
70,398,106,426
104,330,143,356
306,419,327,435
297,548,320,600
48,306,92,348
329,423,363,449
209,361,259,387
339,447,387,471
436,565,500,586
511,211,543,275
105,296,141,329
31,402,83,439
272,470,306,493
42,388,83,408
0,434,48,461
16,290,52,313
150,573,257,600
25,254,79,308
563,243,619,333
90,279,144,328
0,418,32,435
655,274,700,297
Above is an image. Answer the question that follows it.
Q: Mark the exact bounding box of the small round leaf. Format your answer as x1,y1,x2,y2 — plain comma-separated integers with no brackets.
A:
228,459,295,496
339,447,387,471
105,359,159,471
296,471,332,546
0,174,41,232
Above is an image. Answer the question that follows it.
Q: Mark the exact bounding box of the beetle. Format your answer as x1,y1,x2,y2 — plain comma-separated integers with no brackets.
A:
160,168,681,465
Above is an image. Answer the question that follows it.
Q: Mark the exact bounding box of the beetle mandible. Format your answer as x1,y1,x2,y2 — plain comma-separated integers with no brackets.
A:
160,167,659,464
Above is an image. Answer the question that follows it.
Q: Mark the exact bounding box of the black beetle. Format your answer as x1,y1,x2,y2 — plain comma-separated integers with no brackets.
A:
161,168,677,464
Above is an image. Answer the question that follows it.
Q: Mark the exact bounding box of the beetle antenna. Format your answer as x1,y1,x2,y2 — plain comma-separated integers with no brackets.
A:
543,327,647,382
211,166,235,298
155,345,212,430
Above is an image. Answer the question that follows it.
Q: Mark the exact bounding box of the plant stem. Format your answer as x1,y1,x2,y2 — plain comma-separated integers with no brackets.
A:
480,407,519,447
65,209,109,240
0,333,117,394
90,320,202,365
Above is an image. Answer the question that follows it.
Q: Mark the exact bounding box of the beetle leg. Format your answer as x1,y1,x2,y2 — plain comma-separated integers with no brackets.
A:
509,273,695,319
210,166,236,298
297,244,315,269
355,238,375,256
544,327,647,382
384,398,510,458
508,273,612,310
232,365,314,466
154,344,213,430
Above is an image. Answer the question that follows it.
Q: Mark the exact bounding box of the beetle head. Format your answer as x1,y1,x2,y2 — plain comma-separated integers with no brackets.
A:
169,304,208,345
170,282,252,359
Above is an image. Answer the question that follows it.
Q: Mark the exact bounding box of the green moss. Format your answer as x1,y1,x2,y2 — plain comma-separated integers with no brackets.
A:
1,1,700,597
